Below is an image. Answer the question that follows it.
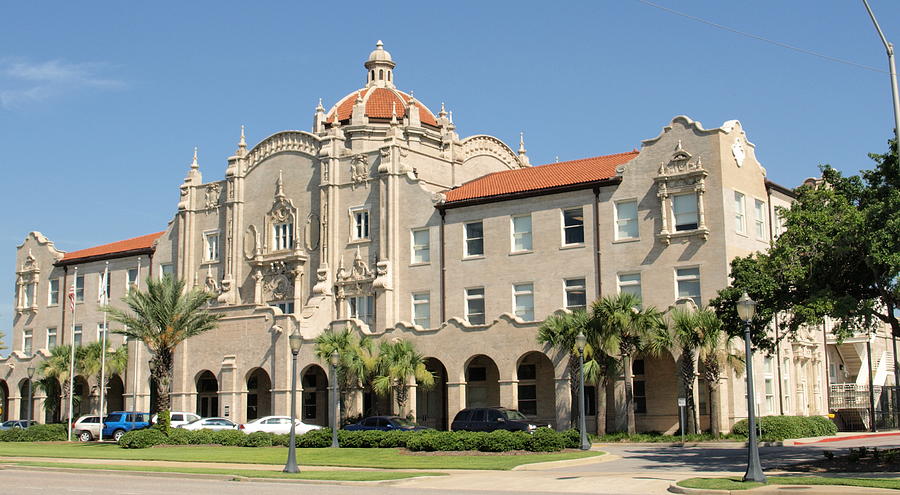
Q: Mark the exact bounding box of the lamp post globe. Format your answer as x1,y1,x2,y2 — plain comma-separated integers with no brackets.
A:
284,331,302,473
330,349,340,448
575,331,590,450
737,292,757,322
737,293,766,483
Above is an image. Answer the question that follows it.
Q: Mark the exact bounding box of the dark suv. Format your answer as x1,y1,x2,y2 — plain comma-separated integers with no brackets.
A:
450,407,550,432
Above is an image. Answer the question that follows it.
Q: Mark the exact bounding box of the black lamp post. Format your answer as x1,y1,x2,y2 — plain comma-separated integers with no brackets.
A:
330,349,340,448
284,331,302,474
575,330,590,450
26,366,35,424
737,292,766,483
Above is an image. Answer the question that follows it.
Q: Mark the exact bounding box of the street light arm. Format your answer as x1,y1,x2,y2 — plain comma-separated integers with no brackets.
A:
862,0,893,54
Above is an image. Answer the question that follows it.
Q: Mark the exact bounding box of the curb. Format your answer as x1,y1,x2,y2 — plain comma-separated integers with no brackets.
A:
792,431,900,446
596,441,783,448
512,452,616,471
667,485,728,495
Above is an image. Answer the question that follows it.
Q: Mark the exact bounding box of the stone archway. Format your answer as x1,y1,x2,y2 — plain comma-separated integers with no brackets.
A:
301,365,327,426
39,378,62,423
106,375,125,413
246,368,272,421
72,376,90,416
418,357,448,430
195,370,219,417
515,351,556,424
465,355,500,408
18,379,34,421
0,380,8,421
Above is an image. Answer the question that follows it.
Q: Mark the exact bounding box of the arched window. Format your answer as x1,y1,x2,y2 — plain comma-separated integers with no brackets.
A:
388,71,391,82
379,69,384,80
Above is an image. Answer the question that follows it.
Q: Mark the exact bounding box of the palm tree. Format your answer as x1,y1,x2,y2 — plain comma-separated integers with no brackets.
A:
592,293,664,435
104,275,221,420
78,342,128,412
313,327,377,423
372,338,434,416
36,345,76,421
696,312,745,436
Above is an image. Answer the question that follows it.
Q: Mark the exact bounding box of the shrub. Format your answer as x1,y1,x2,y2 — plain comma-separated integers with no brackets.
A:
166,428,192,445
119,428,168,449
20,424,67,442
156,410,171,436
0,428,24,442
211,430,245,447
561,429,581,449
732,415,837,441
527,427,565,452
242,431,274,447
271,433,291,447
189,429,216,445
479,430,529,452
377,430,414,448
296,428,331,448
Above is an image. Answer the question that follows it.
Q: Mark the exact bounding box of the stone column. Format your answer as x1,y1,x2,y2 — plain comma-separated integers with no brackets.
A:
446,381,466,421
554,377,572,430
499,379,518,410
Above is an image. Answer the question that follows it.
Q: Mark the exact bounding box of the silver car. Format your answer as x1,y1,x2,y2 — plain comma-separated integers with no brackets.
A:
74,415,102,442
179,417,237,431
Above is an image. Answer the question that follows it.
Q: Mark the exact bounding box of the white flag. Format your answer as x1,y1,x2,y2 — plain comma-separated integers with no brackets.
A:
98,266,109,304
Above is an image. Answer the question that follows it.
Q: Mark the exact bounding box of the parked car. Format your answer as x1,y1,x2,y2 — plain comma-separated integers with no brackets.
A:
151,411,201,428
343,416,429,431
179,417,237,431
450,407,550,432
238,416,322,435
102,412,151,441
73,415,103,441
0,420,34,430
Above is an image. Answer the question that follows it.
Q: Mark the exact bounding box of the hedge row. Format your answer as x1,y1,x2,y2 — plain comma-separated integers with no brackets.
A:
0,424,67,442
731,415,837,441
119,427,581,452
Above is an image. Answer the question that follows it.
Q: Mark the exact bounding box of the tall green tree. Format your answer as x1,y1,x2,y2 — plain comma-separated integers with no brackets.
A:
699,325,745,436
313,327,377,422
36,345,77,421
372,338,434,416
104,275,221,420
591,293,664,434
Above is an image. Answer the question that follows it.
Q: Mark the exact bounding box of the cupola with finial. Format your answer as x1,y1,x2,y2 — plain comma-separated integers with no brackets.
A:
365,40,395,88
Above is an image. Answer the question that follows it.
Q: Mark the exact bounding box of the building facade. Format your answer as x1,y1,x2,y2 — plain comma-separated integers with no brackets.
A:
8,42,886,433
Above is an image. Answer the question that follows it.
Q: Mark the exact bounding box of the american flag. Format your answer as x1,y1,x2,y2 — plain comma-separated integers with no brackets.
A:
68,282,76,311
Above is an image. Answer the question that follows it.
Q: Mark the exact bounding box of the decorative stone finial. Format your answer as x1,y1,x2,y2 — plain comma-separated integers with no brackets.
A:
275,170,285,198
518,132,527,154
316,98,324,112
239,125,246,149
439,102,447,118
191,147,199,169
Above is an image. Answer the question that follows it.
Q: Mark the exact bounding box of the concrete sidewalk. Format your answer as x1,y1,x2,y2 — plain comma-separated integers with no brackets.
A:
787,429,900,446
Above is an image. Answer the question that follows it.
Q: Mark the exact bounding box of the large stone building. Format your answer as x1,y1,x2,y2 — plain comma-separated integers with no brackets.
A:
6,42,893,433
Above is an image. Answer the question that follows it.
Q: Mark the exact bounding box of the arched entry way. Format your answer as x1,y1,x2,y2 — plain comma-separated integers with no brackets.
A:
246,368,272,421
38,378,61,423
106,375,125,413
18,379,34,421
301,365,327,426
465,355,500,408
0,380,8,421
195,371,218,417
418,358,448,430
73,376,90,416
516,352,556,425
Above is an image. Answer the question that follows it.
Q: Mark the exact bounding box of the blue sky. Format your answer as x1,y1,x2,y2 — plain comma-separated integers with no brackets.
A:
2,1,899,352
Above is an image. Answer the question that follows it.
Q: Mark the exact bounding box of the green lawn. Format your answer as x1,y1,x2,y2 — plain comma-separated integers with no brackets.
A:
9,460,442,481
0,443,603,470
679,476,900,491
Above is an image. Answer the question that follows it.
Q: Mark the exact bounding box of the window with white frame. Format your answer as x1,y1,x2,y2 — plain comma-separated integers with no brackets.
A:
411,229,430,264
615,200,639,240
23,329,32,355
513,283,534,321
97,322,109,343
24,281,35,308
46,327,57,349
782,358,791,413
351,208,369,240
633,359,647,413
773,209,785,239
48,279,59,306
564,278,586,311
618,272,642,301
754,199,766,240
763,356,775,413
127,268,139,293
734,191,746,234
675,267,701,307
464,221,484,257
412,292,430,328
672,193,699,231
465,287,485,325
562,208,584,245
73,325,82,347
160,264,175,279
75,275,85,302
511,215,532,252
273,222,293,251
517,363,537,415
347,295,374,325
204,231,220,260
270,302,295,314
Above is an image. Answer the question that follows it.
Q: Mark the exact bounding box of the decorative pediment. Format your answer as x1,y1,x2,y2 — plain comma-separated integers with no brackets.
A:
334,248,374,299
244,130,321,174
263,171,300,254
657,140,705,177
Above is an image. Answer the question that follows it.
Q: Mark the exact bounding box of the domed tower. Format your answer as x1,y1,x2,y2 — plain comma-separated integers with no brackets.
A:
365,40,396,88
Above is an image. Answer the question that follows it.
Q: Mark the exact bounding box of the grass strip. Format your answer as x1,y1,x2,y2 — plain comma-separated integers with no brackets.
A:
679,476,900,491
8,460,444,481
0,443,603,471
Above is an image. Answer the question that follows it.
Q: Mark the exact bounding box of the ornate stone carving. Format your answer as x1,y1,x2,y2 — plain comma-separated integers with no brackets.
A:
217,277,235,305
460,134,525,169
373,260,392,290
312,263,332,295
732,137,746,167
204,183,221,210
304,213,320,251
350,153,369,185
243,225,261,260
334,249,374,299
265,172,299,253
244,131,321,174
654,143,709,245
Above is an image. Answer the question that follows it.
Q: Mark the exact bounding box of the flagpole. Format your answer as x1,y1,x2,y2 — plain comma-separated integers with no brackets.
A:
98,262,109,442
131,257,141,415
67,266,78,442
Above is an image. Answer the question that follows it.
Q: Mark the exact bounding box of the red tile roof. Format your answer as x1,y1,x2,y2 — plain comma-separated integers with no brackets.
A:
443,150,639,204
328,87,438,127
61,231,165,263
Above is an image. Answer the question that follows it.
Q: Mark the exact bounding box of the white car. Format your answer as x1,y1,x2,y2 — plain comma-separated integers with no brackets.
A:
238,416,323,435
74,415,102,442
179,417,237,431
151,411,201,428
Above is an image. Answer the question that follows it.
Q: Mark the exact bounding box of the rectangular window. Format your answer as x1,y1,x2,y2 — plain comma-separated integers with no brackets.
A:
464,221,484,257
347,295,374,325
351,208,369,240
734,191,746,234
672,193,699,231
562,208,585,245
615,200,639,239
782,358,791,414
633,380,647,414
765,377,775,413
754,199,766,240
513,283,534,321
47,327,57,349
585,385,597,416
273,223,294,251
127,268,139,293
411,229,430,264
465,287,485,325
676,267,701,307
24,282,35,307
204,232,220,260
73,325,82,347
160,264,175,279
618,272,642,301
511,215,532,252
97,322,109,343
412,292,430,328
75,275,85,302
764,356,773,374
49,279,59,306
564,278,587,311
23,329,32,355
270,302,294,314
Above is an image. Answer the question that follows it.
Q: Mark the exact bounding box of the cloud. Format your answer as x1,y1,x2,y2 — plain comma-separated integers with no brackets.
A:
0,58,125,109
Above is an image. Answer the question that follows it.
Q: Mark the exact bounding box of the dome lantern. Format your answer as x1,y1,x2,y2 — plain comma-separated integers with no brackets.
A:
365,40,396,88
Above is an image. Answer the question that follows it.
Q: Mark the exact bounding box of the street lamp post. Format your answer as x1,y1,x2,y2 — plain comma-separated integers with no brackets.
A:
284,331,302,474
575,331,591,451
737,293,766,483
330,350,340,448
26,366,35,424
